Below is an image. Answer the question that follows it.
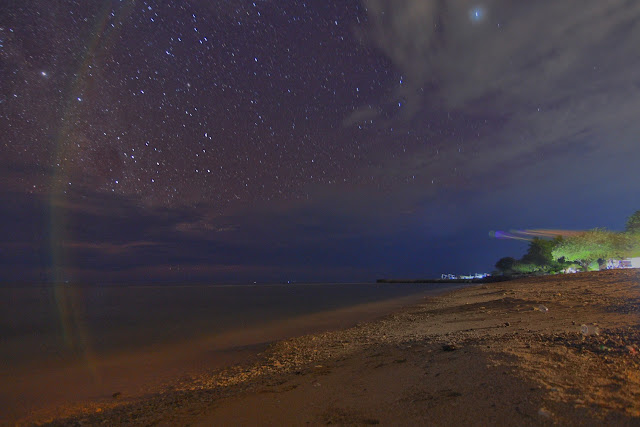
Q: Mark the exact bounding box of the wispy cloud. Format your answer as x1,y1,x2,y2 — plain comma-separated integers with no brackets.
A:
175,220,239,235
364,0,640,109
358,0,640,193
343,105,380,127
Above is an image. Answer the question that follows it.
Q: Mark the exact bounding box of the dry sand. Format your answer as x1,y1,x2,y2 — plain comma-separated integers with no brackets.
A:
17,270,640,426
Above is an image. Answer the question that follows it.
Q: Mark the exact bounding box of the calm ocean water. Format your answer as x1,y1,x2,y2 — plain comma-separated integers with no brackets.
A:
0,282,466,365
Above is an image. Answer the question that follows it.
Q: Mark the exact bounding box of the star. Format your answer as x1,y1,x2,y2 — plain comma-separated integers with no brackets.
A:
469,6,486,23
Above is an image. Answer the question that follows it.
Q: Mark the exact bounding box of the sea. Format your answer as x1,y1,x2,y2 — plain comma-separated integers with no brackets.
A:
1,281,469,362
0,281,467,421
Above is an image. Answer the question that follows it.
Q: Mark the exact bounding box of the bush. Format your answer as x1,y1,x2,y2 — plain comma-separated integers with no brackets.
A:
511,262,541,274
495,257,517,273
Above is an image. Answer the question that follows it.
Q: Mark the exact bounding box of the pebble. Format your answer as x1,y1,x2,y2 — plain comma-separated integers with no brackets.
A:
538,408,552,418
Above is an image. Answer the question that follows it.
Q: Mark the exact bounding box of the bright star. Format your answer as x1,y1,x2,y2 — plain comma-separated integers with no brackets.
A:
469,6,486,23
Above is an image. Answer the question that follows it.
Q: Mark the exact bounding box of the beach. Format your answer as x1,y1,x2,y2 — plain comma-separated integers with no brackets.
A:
15,270,640,425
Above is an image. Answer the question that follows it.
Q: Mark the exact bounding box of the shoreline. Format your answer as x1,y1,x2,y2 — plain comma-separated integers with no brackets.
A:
376,276,513,284
11,270,640,425
2,284,465,425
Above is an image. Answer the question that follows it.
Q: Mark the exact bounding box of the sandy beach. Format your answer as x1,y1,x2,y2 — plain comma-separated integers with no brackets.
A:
17,269,640,425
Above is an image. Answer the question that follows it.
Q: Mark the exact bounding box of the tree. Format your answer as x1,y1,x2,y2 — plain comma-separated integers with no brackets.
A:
495,257,516,273
552,229,631,270
625,210,640,234
521,237,559,269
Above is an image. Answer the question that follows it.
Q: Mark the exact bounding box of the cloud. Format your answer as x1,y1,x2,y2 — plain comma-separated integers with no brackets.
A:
0,188,400,282
63,240,159,255
364,0,640,108
357,0,640,196
343,105,380,127
174,219,239,235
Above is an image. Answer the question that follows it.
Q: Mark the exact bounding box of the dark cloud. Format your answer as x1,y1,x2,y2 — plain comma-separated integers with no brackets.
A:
0,189,386,282
63,241,159,254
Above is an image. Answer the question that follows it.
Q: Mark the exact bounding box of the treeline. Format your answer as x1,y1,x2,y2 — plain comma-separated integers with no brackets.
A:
495,210,640,275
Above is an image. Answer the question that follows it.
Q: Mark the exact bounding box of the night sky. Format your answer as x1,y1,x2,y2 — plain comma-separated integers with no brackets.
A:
2,0,640,283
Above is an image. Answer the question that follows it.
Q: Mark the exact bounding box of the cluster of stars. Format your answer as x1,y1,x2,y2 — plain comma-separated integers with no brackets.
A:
2,0,487,210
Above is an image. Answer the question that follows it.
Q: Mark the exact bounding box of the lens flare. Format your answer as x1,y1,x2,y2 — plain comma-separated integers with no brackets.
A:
490,229,585,241
49,1,137,384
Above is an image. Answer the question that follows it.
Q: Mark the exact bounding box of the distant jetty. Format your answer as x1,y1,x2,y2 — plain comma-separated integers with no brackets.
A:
376,276,512,284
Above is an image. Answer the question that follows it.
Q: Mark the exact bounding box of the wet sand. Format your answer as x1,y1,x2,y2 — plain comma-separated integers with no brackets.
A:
11,270,640,425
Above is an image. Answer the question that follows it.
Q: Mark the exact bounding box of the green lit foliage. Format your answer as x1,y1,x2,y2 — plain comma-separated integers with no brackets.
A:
494,209,640,275
496,238,563,276
624,210,640,257
587,261,601,271
625,233,640,257
511,262,540,274
552,228,632,270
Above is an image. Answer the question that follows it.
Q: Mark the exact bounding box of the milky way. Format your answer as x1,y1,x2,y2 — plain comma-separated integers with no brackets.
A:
3,1,402,209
